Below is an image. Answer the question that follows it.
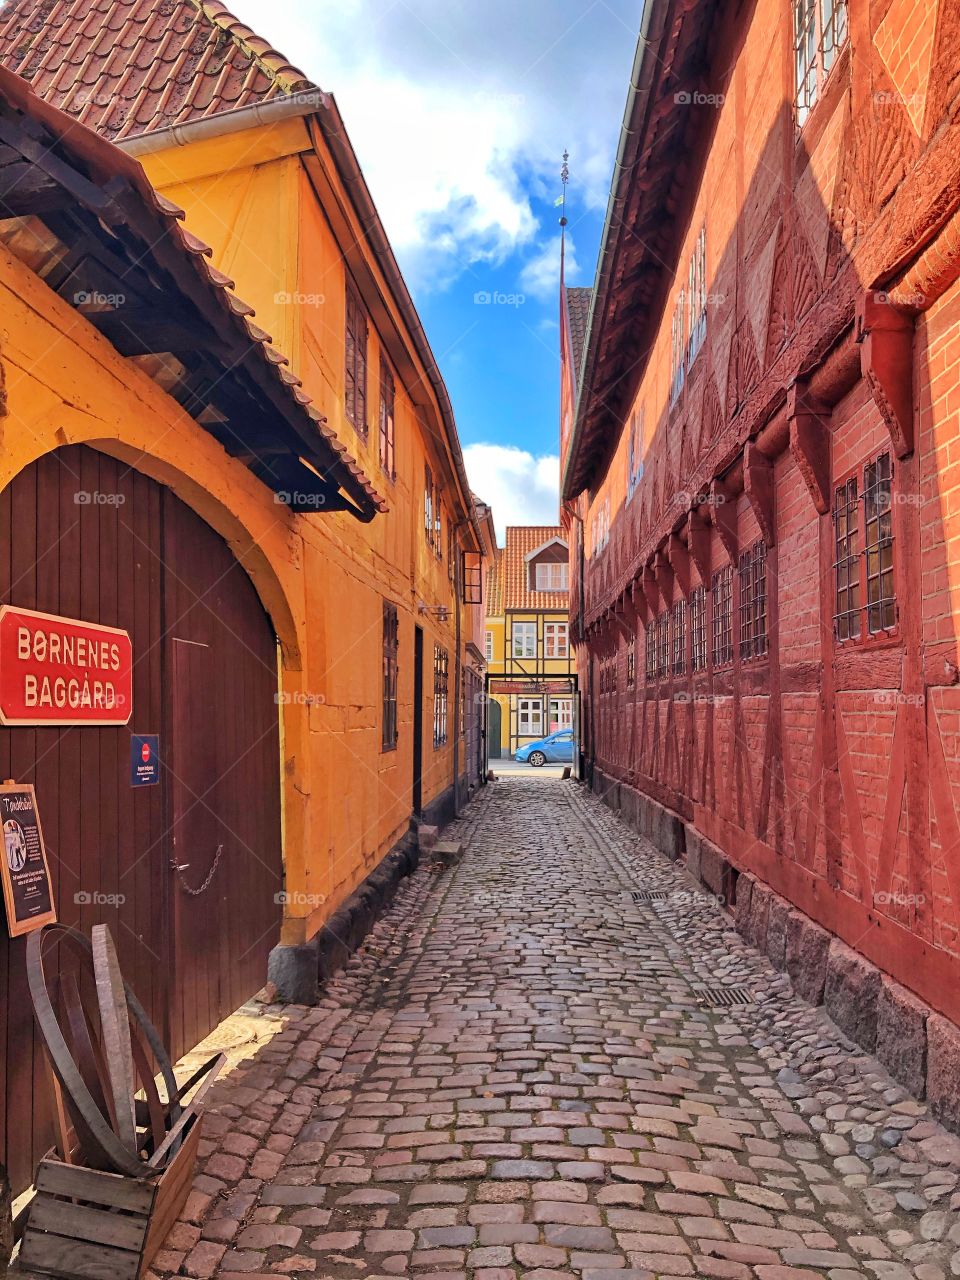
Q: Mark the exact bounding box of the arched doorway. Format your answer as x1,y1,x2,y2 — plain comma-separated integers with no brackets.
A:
0,445,282,1192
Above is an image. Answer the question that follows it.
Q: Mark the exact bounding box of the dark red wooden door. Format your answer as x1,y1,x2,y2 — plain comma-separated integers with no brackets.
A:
0,446,282,1192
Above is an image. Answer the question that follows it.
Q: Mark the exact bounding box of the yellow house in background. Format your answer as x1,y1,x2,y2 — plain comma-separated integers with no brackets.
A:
485,526,576,758
0,0,488,999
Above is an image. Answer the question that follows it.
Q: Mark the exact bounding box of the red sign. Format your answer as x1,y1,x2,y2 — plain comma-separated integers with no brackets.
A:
0,606,133,726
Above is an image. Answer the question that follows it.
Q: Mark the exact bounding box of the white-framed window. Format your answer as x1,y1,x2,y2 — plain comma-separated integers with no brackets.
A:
549,697,573,730
591,498,610,557
627,408,645,500
512,621,537,658
670,290,686,404
544,622,568,659
687,227,707,364
484,630,494,662
534,561,569,591
795,0,848,125
518,698,543,736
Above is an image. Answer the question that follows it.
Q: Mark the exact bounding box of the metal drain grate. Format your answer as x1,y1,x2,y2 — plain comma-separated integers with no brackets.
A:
631,889,670,903
693,984,756,1007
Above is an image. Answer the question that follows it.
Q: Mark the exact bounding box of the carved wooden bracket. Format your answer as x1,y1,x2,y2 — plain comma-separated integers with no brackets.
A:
641,564,660,617
788,380,831,514
654,552,675,609
686,509,712,585
630,577,651,626
710,479,738,565
667,532,691,597
743,441,775,547
857,288,915,459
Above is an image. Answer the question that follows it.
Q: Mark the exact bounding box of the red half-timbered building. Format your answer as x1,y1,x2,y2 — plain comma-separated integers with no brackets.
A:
563,0,960,1127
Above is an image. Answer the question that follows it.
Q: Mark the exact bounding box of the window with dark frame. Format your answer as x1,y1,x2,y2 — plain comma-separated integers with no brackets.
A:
656,610,670,679
711,565,733,667
650,619,660,680
794,0,849,125
345,282,368,436
672,598,687,675
833,475,860,641
864,452,895,634
832,452,896,642
434,484,443,559
687,227,707,364
382,602,399,751
738,540,768,661
669,291,686,405
424,464,433,547
378,357,395,479
433,644,449,747
690,585,707,672
626,637,636,688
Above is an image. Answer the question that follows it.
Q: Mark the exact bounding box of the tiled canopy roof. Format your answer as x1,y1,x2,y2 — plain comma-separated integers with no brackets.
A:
564,286,592,388
0,0,314,140
502,526,568,612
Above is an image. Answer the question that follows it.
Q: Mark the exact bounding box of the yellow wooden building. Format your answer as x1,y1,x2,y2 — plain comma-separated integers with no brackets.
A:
0,1,488,1010
485,526,576,758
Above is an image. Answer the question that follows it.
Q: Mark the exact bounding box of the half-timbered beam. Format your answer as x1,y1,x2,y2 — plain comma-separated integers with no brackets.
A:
667,531,691,596
710,479,738,564
654,550,675,608
686,508,711,584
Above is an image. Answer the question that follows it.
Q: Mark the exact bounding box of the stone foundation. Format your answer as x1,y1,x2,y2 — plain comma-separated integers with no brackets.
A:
268,827,420,1004
590,770,960,1134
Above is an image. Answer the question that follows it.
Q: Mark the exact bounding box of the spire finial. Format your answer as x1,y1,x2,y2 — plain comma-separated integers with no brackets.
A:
559,148,569,226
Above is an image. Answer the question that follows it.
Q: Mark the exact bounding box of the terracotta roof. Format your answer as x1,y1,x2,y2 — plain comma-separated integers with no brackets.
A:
564,286,592,389
0,0,314,140
502,526,568,612
0,63,386,518
486,548,503,617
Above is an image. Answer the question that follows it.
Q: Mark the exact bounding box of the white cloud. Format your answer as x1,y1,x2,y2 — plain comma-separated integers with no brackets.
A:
463,443,561,540
226,0,637,290
520,232,579,301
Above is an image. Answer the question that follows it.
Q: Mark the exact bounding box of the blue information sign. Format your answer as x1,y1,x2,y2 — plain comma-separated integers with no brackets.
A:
130,734,160,787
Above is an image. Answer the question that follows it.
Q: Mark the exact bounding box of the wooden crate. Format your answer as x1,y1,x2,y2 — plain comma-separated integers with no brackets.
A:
18,1113,201,1280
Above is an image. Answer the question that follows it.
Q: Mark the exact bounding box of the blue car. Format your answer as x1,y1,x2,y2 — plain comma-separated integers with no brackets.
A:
515,729,575,767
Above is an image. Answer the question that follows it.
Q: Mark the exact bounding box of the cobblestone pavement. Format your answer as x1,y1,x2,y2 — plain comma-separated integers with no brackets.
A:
150,778,960,1280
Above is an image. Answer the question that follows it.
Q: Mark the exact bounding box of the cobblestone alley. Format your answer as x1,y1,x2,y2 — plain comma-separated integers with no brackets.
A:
152,779,960,1280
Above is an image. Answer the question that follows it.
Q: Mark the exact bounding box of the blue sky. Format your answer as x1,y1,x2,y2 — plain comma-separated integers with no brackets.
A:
228,0,641,536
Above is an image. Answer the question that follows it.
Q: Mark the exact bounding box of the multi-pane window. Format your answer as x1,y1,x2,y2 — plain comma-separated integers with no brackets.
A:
672,598,687,675
687,228,707,364
690,586,707,672
833,476,860,641
864,453,895,634
378,357,395,479
833,453,896,641
484,630,494,662
434,485,442,558
382,602,399,751
535,561,569,591
739,540,768,660
591,499,610,556
519,697,543,736
549,697,573,730
656,611,670,679
345,283,368,436
433,645,449,747
544,622,568,658
424,464,434,548
626,637,636,688
627,408,645,500
645,623,656,681
794,0,849,124
670,291,686,404
711,566,733,667
512,621,537,659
